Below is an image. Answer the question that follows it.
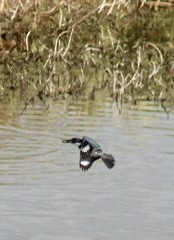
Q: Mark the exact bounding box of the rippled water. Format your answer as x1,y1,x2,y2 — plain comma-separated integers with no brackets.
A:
0,96,174,240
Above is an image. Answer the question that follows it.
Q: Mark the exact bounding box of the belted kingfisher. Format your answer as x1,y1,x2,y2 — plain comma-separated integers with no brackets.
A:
63,136,116,171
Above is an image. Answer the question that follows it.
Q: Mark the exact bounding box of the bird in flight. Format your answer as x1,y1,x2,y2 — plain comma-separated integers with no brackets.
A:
63,136,116,171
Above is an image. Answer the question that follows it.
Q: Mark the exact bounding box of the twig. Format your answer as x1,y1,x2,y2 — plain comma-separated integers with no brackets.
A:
148,42,163,65
11,7,19,21
107,0,117,15
161,100,169,119
25,31,31,52
149,62,160,79
62,26,74,57
144,1,174,9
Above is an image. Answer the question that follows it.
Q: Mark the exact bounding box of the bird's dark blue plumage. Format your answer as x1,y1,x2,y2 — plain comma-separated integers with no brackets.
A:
63,136,116,171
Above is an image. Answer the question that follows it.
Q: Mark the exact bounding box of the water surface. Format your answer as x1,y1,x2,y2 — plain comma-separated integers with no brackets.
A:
0,96,174,240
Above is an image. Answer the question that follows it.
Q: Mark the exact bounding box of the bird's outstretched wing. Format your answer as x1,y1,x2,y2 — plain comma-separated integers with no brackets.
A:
79,140,94,171
82,136,101,149
79,157,93,171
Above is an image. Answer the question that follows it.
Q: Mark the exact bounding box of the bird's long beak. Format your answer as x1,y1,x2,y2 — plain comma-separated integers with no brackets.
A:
62,139,72,143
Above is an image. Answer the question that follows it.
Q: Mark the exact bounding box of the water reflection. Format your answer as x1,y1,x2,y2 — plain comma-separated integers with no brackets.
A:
0,95,174,240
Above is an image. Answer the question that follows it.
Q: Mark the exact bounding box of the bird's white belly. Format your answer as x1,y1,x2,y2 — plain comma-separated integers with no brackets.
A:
80,160,90,166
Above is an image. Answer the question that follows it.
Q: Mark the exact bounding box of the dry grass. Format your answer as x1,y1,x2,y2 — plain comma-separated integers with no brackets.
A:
0,0,173,113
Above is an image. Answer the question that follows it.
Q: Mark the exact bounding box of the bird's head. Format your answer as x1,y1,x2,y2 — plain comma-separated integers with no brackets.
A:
90,148,102,157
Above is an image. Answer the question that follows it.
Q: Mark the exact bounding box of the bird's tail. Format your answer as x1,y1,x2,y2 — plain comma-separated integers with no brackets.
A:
101,153,115,169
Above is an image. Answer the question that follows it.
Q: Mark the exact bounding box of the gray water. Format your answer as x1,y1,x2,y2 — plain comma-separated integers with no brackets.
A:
0,96,174,240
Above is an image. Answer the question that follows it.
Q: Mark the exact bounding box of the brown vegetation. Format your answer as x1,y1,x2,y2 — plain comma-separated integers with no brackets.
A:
0,0,173,113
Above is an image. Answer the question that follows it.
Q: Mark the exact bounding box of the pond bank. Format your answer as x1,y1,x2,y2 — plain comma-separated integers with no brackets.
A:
0,0,174,111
